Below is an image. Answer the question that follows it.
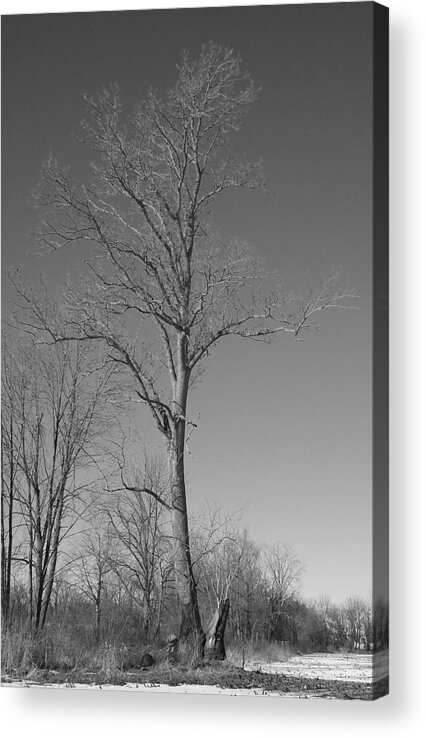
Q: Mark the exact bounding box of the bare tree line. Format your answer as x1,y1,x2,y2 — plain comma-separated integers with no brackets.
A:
1,336,388,665
1,336,112,629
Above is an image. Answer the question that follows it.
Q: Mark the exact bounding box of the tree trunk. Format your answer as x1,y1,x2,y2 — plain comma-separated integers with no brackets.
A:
33,525,44,630
94,572,102,644
1,418,15,623
168,360,205,659
205,598,230,660
95,599,101,644
39,505,63,629
168,433,205,658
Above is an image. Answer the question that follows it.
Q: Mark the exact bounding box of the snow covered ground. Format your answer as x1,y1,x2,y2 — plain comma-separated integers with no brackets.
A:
246,650,389,683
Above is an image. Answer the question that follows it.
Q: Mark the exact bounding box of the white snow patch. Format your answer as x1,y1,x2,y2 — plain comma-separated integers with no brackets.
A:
1,681,304,698
246,651,388,683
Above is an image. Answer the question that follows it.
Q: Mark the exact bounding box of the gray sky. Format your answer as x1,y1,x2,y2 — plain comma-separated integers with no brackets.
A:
1,3,374,603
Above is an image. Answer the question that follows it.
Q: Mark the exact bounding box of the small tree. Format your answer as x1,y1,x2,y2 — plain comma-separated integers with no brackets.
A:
15,42,353,656
73,520,114,644
106,459,173,639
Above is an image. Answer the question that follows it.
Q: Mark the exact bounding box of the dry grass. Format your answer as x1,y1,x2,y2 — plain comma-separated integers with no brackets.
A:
227,638,294,668
2,624,292,679
1,621,163,678
1,624,388,699
2,622,88,674
1,622,35,674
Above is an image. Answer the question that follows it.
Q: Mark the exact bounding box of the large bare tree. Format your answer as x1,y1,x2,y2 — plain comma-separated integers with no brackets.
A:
14,43,353,655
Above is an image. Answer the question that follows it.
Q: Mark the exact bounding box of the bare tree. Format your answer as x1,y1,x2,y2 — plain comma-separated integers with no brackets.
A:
345,596,370,651
3,337,111,630
73,518,114,644
1,338,26,622
228,532,265,641
105,459,173,639
264,542,303,604
277,595,309,647
308,595,334,651
15,43,354,656
263,542,304,641
329,604,349,650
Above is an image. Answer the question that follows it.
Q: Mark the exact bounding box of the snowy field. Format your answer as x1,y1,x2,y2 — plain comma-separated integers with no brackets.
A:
246,650,389,683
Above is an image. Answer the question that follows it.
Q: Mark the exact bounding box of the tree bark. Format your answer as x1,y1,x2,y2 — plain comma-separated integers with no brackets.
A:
168,429,205,658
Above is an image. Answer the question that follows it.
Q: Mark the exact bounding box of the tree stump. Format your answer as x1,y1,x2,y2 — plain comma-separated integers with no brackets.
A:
205,598,230,660
166,634,179,664
140,652,155,668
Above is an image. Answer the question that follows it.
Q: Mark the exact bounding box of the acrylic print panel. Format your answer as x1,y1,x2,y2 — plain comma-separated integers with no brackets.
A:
1,2,389,700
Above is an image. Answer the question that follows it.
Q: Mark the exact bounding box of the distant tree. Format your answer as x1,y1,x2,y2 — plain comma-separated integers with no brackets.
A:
345,596,370,650
15,42,353,657
106,459,173,639
263,542,304,641
73,518,114,643
264,542,304,604
281,596,309,646
1,339,25,622
50,575,74,620
308,596,334,651
329,604,349,650
2,337,111,630
228,533,265,641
